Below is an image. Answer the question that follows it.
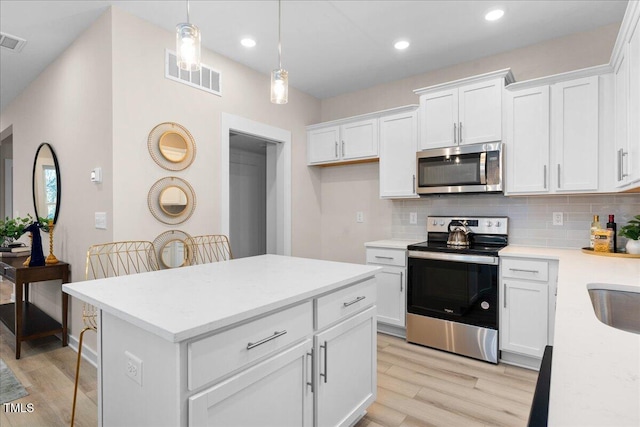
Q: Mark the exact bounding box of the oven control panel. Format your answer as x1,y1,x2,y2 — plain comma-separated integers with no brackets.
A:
427,216,508,235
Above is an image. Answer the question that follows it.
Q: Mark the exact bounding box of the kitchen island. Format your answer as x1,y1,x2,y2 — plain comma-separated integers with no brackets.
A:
500,247,640,426
63,255,380,427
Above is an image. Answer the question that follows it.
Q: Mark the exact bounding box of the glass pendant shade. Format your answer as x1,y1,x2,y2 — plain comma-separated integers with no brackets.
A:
176,23,201,71
271,68,288,104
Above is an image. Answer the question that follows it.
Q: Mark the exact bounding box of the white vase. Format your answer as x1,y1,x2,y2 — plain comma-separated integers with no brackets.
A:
626,239,640,255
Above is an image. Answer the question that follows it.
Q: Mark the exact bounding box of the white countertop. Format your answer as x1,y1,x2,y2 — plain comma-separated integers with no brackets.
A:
364,239,424,249
63,255,380,343
500,246,640,426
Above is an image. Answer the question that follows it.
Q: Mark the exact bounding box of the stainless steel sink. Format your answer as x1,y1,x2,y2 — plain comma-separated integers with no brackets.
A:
588,284,640,335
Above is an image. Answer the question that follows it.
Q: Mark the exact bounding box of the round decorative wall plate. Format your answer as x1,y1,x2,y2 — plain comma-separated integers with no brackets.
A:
148,177,196,225
153,229,194,269
148,122,196,170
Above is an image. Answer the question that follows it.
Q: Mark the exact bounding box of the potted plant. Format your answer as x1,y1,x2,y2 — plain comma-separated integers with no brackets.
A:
0,215,50,247
619,215,640,255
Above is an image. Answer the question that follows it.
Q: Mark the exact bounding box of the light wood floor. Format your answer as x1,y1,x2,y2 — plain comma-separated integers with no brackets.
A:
1,278,536,427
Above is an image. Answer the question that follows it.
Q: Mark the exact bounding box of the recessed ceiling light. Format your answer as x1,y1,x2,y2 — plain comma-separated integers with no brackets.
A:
241,38,256,48
485,9,504,21
394,40,410,50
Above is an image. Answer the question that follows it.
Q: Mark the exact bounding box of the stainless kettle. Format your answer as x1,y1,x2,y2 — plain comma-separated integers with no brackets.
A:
447,220,471,246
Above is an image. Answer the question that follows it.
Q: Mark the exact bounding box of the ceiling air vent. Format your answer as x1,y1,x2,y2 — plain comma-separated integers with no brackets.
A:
165,49,221,96
0,32,27,52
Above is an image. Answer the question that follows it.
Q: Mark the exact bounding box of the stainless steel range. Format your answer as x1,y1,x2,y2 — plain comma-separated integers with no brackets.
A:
406,216,508,363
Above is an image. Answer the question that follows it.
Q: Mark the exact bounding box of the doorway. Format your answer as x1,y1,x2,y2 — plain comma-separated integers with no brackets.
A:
0,127,13,220
221,113,291,257
229,133,277,258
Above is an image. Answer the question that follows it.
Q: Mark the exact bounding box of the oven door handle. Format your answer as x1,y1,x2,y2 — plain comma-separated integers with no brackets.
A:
408,251,499,265
479,151,487,185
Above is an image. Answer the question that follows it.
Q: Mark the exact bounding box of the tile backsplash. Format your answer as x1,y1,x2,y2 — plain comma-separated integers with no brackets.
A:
392,193,640,250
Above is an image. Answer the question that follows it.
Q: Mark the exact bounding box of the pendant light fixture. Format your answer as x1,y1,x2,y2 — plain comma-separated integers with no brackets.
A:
176,0,201,71
271,0,288,104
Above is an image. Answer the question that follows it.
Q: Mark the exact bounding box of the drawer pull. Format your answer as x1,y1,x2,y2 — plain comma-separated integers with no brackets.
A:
320,341,328,383
246,330,287,350
306,349,314,392
343,296,366,307
374,255,394,260
509,268,539,274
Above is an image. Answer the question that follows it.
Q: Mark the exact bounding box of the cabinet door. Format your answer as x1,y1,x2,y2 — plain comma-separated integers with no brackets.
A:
505,85,550,194
341,119,378,160
315,307,376,427
614,49,629,188
308,126,340,164
379,110,418,198
419,88,457,149
552,76,599,192
501,279,548,358
627,15,640,185
375,267,406,327
188,340,313,427
458,78,503,145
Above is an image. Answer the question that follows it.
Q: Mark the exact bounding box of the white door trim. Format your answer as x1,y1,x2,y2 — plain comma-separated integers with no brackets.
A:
221,113,291,256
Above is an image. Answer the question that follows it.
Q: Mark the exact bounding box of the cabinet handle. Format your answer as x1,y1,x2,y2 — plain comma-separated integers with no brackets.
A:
320,341,328,383
334,141,338,158
543,165,547,189
459,122,463,144
343,296,366,307
620,149,629,179
306,348,314,393
557,164,561,189
374,255,393,260
453,123,457,144
509,268,540,274
342,140,345,158
504,283,507,308
246,330,287,349
400,271,403,292
618,149,623,181
413,174,416,193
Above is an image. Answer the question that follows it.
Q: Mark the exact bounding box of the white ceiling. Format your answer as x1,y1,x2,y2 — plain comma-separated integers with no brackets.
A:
0,1,628,112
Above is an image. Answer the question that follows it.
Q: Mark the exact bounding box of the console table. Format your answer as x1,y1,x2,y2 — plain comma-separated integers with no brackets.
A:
0,256,70,359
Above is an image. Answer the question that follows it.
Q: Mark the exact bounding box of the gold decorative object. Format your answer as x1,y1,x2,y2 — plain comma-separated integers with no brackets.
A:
185,234,233,265
153,230,193,269
45,220,59,265
72,240,159,427
148,122,196,170
148,177,196,225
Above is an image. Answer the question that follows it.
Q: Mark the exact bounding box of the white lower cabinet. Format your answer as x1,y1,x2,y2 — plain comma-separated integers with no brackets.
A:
315,307,377,427
189,339,314,427
365,246,407,331
500,256,558,369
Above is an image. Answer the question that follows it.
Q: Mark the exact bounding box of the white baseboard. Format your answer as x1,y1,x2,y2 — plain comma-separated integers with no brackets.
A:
67,334,98,368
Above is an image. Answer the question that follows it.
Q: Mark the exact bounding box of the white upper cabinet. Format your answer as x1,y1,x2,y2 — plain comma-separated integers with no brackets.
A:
505,74,602,195
308,126,340,164
612,0,640,188
379,107,419,198
341,119,378,161
415,69,513,150
505,86,550,193
552,76,599,192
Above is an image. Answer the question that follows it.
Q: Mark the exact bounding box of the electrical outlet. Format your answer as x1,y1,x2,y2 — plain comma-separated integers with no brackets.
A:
552,212,563,226
356,211,364,223
125,351,143,386
409,212,418,225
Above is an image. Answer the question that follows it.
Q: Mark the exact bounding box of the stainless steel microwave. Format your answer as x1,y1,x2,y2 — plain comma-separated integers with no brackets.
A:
416,142,503,194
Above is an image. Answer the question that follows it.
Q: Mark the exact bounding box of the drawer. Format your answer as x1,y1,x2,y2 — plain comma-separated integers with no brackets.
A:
188,301,313,391
316,278,376,330
0,264,15,282
502,258,549,282
366,247,406,267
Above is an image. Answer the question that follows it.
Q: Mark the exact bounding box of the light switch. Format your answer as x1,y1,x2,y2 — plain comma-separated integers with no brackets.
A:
95,212,107,229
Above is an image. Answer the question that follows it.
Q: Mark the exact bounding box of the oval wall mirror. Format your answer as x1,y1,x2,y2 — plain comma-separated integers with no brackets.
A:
32,142,61,224
159,131,188,163
159,186,188,216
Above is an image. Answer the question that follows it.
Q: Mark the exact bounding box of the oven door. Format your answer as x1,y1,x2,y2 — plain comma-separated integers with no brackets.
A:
407,251,498,329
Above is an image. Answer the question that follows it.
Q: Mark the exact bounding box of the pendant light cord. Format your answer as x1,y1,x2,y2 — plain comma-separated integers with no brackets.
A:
187,0,191,23
278,0,282,70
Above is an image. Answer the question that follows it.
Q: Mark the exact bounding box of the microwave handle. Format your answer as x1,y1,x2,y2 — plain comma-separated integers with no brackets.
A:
479,152,487,185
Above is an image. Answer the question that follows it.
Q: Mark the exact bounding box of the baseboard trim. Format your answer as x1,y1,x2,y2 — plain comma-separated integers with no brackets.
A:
67,334,98,368
377,322,406,339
